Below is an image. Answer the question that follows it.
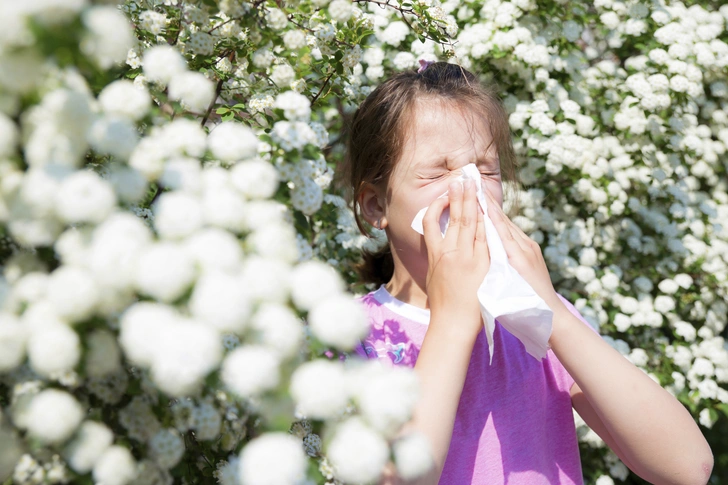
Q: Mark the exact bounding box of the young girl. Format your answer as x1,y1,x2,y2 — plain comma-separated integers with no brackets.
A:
345,62,713,485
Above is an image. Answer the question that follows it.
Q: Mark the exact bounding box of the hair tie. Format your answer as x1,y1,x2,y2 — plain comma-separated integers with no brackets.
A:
417,59,435,73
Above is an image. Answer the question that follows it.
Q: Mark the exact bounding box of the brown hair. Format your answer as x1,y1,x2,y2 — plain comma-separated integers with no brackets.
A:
342,61,519,287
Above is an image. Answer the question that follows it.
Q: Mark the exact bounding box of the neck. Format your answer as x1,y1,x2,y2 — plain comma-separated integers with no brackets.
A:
384,258,430,310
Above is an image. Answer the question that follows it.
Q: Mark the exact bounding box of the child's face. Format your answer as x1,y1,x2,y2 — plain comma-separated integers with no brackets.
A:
383,100,503,285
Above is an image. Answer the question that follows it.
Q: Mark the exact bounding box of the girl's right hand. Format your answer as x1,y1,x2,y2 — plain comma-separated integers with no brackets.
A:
422,179,490,339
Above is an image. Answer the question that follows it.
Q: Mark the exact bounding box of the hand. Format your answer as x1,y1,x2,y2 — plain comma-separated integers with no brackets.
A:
484,189,564,312
422,179,490,338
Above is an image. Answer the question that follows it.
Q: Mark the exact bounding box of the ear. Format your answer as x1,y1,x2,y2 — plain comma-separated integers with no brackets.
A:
357,182,387,230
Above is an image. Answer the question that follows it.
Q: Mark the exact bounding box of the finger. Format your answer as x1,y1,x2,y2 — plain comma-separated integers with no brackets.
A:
422,195,449,253
486,194,524,258
485,190,532,253
443,181,463,252
474,205,489,266
457,179,477,256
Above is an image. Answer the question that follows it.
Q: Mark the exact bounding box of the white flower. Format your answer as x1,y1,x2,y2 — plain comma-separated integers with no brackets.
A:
393,432,434,481
0,313,26,371
169,71,216,112
289,260,344,310
619,296,638,314
673,321,696,342
134,242,196,302
108,164,147,203
88,213,152,291
308,294,369,350
188,31,215,56
93,446,137,485
658,279,679,294
350,362,419,436
88,114,139,159
239,256,290,303
25,389,84,444
55,170,117,224
669,75,689,92
393,51,416,70
189,271,252,333
654,295,676,313
98,80,151,121
81,7,134,68
265,8,288,30
595,475,615,485
192,401,222,440
152,191,203,239
274,91,311,121
142,45,187,84
380,21,409,46
291,176,324,215
160,157,202,193
674,273,693,289
613,313,631,332
64,421,114,473
183,227,243,273
239,433,307,485
249,222,299,263
327,417,389,484
290,359,349,419
328,0,353,23
47,265,99,322
202,186,247,232
149,429,184,469
151,319,222,396
699,408,716,429
28,322,80,377
208,122,259,163
139,10,167,35
119,302,178,366
222,345,281,398
230,159,279,199
283,30,306,50
249,303,303,358
270,64,296,87
632,276,653,293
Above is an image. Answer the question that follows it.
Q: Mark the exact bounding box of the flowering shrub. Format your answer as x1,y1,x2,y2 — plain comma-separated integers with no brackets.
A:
0,1,725,485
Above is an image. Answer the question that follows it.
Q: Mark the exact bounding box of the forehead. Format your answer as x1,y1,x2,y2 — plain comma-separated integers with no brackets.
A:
399,99,496,168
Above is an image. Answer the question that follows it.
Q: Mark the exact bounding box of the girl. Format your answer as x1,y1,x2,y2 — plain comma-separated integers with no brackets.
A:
345,62,712,485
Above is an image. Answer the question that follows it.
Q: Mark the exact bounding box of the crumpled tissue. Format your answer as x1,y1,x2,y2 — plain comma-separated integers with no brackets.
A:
411,163,553,363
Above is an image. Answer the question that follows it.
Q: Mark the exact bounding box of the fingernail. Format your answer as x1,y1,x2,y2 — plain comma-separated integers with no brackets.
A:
463,179,473,190
449,182,461,192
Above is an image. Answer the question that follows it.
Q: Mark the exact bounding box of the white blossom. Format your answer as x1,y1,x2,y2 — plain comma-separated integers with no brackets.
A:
239,433,307,485
24,389,84,444
327,417,389,484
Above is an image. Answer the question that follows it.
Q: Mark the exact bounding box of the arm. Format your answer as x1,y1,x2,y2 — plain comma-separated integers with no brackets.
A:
379,318,479,485
483,189,713,485
551,308,713,485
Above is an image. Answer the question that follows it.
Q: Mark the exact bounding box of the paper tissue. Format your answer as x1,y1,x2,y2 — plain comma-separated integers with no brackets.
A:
411,163,553,363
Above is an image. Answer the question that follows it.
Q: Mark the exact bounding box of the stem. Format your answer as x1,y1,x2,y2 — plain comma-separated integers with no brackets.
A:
311,69,335,107
201,79,225,126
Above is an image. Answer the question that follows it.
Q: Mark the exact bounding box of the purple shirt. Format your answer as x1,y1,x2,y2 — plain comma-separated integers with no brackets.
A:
354,286,592,485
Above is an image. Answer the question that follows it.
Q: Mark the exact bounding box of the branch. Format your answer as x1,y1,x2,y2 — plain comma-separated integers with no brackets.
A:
311,69,335,107
201,79,224,126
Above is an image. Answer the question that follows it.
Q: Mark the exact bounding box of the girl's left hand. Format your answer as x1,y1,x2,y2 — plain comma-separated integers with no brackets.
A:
484,189,564,313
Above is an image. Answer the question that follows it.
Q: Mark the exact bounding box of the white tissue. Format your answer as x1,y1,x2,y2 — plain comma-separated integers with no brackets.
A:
411,163,553,363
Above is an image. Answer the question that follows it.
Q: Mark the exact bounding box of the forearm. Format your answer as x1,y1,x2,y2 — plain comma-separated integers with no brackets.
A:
550,304,713,484
386,312,478,485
